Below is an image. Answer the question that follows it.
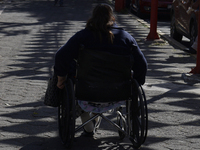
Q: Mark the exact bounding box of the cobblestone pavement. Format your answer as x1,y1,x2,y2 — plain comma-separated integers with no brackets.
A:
0,0,200,149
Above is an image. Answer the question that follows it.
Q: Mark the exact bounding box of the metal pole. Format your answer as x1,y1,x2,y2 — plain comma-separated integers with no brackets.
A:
147,0,159,40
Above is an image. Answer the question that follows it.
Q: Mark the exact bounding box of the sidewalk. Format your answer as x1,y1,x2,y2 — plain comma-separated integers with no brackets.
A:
0,0,200,150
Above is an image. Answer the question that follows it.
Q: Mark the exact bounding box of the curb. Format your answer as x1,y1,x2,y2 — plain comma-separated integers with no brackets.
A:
136,18,188,50
136,18,199,83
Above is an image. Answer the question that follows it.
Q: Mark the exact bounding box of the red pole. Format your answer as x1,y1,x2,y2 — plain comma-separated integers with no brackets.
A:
190,7,200,74
115,0,125,12
147,0,159,40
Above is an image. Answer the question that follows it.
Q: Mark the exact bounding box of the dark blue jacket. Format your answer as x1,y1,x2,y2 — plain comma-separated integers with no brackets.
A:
54,24,147,85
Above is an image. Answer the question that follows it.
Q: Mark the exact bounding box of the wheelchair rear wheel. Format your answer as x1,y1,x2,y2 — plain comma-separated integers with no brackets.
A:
128,80,148,149
58,78,75,148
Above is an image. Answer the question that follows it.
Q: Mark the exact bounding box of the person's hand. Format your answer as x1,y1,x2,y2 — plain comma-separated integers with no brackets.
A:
57,76,66,89
187,7,193,14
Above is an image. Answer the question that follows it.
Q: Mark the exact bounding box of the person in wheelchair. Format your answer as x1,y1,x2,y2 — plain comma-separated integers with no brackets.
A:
54,4,147,138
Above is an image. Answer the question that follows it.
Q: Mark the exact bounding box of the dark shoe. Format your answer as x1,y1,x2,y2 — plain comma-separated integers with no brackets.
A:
184,47,197,54
82,129,94,137
189,47,197,54
82,118,101,137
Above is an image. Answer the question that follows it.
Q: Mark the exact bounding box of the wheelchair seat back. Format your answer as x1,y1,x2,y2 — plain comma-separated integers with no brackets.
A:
75,48,133,102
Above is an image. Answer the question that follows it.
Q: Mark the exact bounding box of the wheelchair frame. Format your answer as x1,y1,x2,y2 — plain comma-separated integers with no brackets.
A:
58,77,148,149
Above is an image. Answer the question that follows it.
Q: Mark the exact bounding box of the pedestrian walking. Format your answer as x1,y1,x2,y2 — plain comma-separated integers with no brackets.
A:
187,0,199,53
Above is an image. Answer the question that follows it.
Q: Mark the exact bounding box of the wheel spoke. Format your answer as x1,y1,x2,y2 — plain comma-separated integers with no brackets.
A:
128,80,148,149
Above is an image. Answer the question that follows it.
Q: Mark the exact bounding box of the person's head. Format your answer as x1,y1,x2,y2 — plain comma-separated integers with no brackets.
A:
86,4,115,43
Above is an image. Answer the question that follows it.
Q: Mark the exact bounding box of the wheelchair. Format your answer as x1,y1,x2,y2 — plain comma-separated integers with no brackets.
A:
58,47,148,149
